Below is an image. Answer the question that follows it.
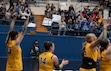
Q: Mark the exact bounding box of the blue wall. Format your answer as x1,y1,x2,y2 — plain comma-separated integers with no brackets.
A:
0,33,85,60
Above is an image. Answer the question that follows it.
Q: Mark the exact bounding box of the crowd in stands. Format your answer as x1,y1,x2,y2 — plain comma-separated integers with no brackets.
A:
0,0,111,37
44,3,111,36
0,0,34,25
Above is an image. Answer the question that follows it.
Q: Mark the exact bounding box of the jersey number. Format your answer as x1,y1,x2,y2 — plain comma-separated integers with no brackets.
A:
7,47,12,53
40,58,46,64
82,47,86,57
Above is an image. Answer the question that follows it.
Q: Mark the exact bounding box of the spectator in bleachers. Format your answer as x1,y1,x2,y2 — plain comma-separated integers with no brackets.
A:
99,5,104,15
69,9,76,22
45,4,51,18
93,6,99,16
66,18,74,31
81,18,89,31
50,3,56,18
12,12,21,20
0,6,4,14
20,7,28,20
99,0,105,7
22,1,29,9
89,20,98,32
77,13,84,25
68,4,75,13
5,9,11,19
84,5,90,16
1,0,6,13
25,6,34,22
97,12,103,26
58,16,66,36
5,9,12,24
57,8,62,15
50,3,55,11
92,12,97,21
74,18,81,30
13,4,21,15
8,0,14,10
46,3,50,11
88,15,93,25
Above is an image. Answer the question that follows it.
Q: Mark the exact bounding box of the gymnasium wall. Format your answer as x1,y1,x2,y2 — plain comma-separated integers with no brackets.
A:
0,33,85,60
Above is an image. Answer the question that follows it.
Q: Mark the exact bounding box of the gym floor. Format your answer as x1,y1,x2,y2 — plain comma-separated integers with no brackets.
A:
0,58,81,71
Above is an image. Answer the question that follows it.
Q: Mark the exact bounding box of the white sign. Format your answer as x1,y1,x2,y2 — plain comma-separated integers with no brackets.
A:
52,14,61,22
103,9,109,19
42,17,52,26
28,22,36,27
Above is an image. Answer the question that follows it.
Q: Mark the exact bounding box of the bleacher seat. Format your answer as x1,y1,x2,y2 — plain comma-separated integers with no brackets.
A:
15,19,26,25
0,14,5,19
50,22,59,35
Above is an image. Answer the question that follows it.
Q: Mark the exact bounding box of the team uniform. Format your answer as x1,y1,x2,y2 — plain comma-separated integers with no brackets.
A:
80,42,100,71
99,50,111,71
6,40,23,71
39,52,54,71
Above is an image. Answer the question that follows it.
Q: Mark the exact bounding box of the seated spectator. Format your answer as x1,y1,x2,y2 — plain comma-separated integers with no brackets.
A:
89,20,98,32
1,0,6,13
58,16,66,36
20,7,28,20
66,18,74,31
13,5,20,15
81,18,89,31
30,40,40,59
5,9,12,24
5,9,11,19
25,6,34,22
0,6,4,14
22,1,29,9
74,18,81,30
12,12,21,20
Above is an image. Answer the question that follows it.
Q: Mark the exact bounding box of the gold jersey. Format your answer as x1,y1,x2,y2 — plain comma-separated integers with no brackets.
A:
80,42,100,71
6,40,23,71
100,50,111,71
83,43,100,61
39,52,54,71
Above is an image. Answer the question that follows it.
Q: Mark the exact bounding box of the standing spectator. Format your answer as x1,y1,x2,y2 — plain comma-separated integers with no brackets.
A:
30,40,40,59
45,3,51,18
68,4,75,13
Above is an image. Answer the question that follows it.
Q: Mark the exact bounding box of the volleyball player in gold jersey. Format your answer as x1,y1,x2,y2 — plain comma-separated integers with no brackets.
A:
39,41,69,71
99,20,111,71
99,38,111,71
79,20,109,71
5,18,29,71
